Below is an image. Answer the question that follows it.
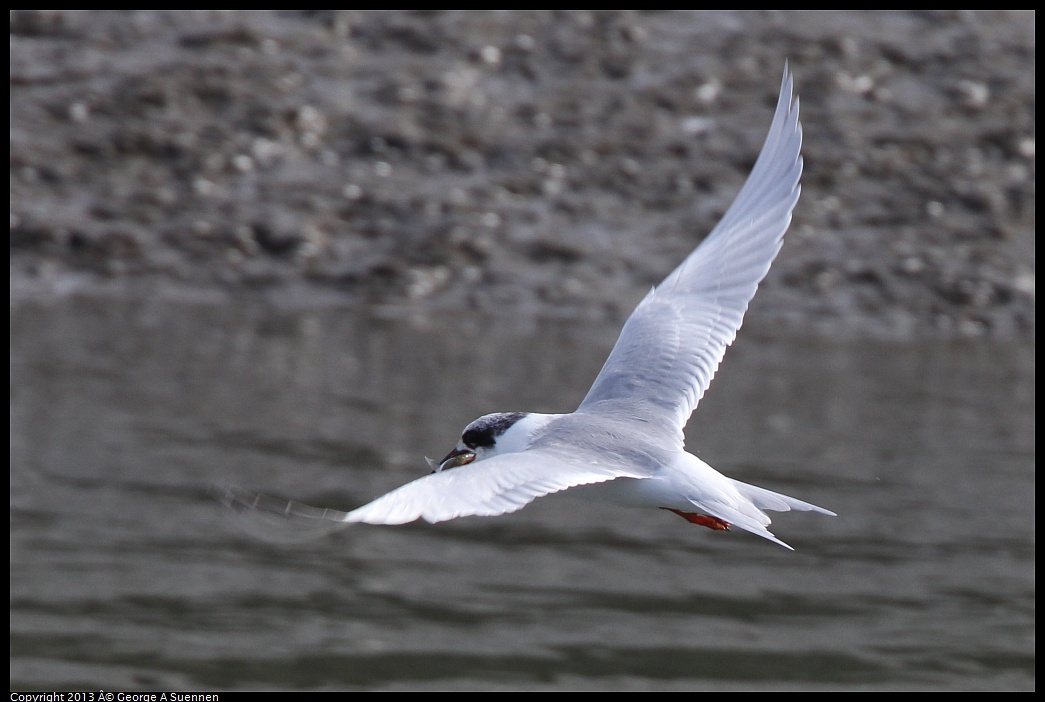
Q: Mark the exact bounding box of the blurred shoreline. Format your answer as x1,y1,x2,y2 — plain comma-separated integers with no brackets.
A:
10,11,1035,340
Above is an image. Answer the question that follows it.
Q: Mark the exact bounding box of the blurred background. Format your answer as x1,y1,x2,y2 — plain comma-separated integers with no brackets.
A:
10,11,1034,690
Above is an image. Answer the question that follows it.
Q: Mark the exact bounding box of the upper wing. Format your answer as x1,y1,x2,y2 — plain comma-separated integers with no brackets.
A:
577,66,803,437
219,448,647,527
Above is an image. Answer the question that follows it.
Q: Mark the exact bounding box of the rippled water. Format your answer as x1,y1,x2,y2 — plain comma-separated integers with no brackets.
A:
10,297,1034,690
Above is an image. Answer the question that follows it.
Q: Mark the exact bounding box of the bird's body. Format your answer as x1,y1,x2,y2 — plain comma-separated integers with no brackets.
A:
222,66,834,549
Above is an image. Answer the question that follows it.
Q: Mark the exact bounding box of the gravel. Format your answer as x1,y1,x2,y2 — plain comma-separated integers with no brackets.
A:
10,10,1035,339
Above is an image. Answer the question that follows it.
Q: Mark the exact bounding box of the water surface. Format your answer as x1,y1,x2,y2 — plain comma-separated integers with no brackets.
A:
10,297,1034,690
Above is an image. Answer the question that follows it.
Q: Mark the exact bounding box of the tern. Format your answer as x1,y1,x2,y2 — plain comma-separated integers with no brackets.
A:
222,66,834,549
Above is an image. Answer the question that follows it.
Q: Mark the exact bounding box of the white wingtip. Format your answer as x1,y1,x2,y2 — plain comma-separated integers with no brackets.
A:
212,484,354,542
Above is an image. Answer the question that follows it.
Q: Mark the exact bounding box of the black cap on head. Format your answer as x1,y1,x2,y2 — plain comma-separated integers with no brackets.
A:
462,412,526,449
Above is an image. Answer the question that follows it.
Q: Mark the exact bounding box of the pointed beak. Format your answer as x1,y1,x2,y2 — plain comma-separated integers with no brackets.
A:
430,445,476,472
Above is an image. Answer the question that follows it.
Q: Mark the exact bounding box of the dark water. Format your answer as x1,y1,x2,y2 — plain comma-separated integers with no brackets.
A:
10,297,1035,690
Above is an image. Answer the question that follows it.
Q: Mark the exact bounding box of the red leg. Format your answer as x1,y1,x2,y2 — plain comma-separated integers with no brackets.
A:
663,508,730,531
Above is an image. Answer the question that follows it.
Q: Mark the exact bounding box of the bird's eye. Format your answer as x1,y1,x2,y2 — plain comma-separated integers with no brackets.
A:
462,428,493,449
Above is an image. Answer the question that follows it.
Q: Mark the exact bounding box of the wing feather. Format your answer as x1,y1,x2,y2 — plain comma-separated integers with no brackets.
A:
345,450,645,524
219,450,647,528
578,66,803,436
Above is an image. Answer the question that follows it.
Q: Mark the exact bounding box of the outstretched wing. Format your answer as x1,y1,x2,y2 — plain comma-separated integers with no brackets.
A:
578,66,803,439
219,448,647,527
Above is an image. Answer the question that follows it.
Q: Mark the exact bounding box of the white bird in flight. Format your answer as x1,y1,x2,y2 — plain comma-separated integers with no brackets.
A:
222,66,834,549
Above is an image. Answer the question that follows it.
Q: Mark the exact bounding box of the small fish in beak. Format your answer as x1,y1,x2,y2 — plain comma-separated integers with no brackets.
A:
428,446,476,472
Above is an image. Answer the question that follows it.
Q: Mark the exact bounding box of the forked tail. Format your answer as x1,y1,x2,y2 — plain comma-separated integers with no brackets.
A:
692,479,835,550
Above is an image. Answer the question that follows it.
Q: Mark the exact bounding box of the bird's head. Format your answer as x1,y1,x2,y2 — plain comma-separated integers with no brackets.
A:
428,412,558,472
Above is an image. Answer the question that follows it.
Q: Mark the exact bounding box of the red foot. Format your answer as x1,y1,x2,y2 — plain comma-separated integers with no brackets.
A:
663,508,730,531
